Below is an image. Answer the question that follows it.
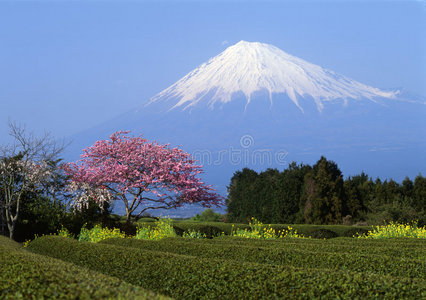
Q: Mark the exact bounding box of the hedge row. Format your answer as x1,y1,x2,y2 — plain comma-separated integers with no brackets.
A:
100,237,425,278
28,236,425,299
179,236,426,259
141,221,371,239
172,221,249,235
0,236,168,299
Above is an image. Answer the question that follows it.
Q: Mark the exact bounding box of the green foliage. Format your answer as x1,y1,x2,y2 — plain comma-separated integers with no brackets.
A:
57,225,74,238
306,229,339,239
62,198,114,237
359,221,426,239
101,236,425,279
0,235,167,299
14,193,67,242
302,156,346,224
343,228,370,237
226,167,259,223
178,224,223,238
28,235,425,299
134,218,177,240
205,235,426,260
231,218,308,239
78,223,126,242
174,221,370,239
191,208,223,222
182,229,207,239
226,157,426,226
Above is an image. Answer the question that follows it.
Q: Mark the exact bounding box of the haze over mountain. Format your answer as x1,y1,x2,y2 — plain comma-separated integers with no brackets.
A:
68,41,426,217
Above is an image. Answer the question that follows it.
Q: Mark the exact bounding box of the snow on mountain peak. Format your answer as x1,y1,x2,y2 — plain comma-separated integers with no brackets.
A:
149,40,398,112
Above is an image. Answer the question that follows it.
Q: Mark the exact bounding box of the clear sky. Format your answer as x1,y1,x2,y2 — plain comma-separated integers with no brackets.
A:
1,0,425,144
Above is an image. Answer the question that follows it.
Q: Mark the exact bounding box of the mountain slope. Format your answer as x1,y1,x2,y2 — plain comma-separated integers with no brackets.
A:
149,40,397,112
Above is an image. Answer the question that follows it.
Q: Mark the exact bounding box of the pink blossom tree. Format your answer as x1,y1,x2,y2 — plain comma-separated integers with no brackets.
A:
63,131,223,223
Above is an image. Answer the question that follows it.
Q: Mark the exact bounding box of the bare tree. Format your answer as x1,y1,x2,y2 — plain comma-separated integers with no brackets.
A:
0,121,67,240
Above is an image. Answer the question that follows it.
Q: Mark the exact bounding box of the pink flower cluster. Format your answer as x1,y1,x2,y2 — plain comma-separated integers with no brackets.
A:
63,131,223,215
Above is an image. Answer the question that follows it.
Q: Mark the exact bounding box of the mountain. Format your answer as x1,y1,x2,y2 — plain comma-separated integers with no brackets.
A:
67,41,426,217
149,40,397,113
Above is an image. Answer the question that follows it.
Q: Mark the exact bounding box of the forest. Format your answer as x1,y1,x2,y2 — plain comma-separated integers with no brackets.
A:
226,156,426,226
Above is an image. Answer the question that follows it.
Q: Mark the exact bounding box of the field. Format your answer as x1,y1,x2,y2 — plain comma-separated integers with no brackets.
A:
1,222,425,299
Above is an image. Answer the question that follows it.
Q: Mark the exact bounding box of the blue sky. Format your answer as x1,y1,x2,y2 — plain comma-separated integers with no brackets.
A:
1,0,425,144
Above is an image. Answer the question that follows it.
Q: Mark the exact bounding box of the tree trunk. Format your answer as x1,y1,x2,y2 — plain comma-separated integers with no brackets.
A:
125,212,131,224
7,220,15,240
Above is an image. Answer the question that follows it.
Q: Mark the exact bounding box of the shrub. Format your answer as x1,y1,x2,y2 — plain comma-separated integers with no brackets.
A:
135,218,177,240
0,236,167,299
232,218,308,239
358,221,426,239
191,208,224,222
27,236,425,299
343,228,370,238
208,236,426,259
174,221,250,235
57,225,74,238
182,229,207,239
101,237,425,279
308,229,339,239
78,224,125,242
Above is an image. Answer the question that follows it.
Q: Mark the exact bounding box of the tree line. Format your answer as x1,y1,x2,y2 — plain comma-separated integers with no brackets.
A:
226,156,426,225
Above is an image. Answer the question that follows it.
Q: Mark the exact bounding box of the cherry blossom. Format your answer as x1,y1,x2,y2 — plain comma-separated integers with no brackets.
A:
63,131,223,222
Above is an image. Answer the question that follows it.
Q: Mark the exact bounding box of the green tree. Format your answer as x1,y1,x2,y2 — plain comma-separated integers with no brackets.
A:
253,168,280,223
302,156,346,224
191,208,223,222
272,162,310,224
413,174,426,213
344,172,370,220
226,168,258,223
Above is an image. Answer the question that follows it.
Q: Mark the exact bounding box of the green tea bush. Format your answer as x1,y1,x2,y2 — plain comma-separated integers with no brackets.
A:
343,228,370,237
174,221,249,235
101,237,425,279
307,229,339,239
189,236,426,260
175,221,369,238
28,236,425,299
0,236,167,299
182,229,207,239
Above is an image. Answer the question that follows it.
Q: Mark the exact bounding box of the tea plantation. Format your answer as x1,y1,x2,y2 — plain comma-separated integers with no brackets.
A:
1,223,425,299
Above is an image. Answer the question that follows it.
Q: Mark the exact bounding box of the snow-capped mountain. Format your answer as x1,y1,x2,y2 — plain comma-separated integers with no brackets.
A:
149,40,398,112
67,41,426,217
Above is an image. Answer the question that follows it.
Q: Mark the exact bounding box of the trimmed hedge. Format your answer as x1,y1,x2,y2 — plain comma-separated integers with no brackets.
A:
173,224,223,238
306,229,339,239
173,221,371,238
172,221,250,235
28,236,425,299
207,236,426,259
343,228,370,237
101,237,425,279
0,236,168,299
